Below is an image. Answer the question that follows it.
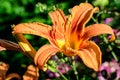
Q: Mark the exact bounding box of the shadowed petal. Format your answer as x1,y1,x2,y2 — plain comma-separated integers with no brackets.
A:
76,41,102,71
34,44,59,71
83,24,115,41
23,65,39,80
0,39,22,52
13,22,52,39
6,73,21,80
0,62,9,80
14,33,36,59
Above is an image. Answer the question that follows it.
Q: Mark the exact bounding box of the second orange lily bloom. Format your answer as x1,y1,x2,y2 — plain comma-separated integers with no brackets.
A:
12,3,115,71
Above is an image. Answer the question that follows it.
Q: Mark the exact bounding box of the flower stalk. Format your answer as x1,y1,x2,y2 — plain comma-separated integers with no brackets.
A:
71,56,79,80
103,36,118,61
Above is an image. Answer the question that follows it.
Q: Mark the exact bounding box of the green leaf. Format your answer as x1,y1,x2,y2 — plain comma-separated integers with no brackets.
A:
93,0,109,7
114,0,120,9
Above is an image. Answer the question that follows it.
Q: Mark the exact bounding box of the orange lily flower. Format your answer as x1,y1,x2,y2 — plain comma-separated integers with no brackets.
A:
13,3,115,71
23,65,39,80
0,62,21,80
0,62,39,80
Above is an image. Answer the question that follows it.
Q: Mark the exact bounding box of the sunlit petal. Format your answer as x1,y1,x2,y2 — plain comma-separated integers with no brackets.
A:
13,22,52,39
83,24,115,41
76,7,98,34
13,22,59,48
66,3,97,38
49,9,66,33
66,3,99,49
34,44,59,71
76,41,102,71
49,29,65,49
49,10,66,48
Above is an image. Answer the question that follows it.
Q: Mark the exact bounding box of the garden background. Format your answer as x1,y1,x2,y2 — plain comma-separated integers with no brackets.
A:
0,0,120,80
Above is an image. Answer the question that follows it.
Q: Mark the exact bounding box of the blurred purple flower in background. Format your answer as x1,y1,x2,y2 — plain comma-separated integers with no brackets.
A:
116,31,120,39
104,17,113,24
57,63,71,74
46,55,72,78
46,63,71,78
98,59,120,80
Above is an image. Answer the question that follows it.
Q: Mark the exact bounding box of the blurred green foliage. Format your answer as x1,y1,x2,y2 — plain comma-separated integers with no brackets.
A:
1,0,120,79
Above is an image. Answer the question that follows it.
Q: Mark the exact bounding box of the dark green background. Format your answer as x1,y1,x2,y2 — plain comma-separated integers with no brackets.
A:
0,0,120,79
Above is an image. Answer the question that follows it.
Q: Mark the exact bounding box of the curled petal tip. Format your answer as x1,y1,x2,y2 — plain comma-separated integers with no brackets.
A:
110,35,115,42
95,7,99,12
94,67,100,72
34,45,59,71
42,67,47,71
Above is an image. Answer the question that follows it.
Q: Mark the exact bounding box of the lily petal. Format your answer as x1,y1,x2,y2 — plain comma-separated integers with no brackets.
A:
49,9,66,34
13,22,52,39
76,7,98,34
66,3,99,49
14,33,36,59
13,22,59,48
66,3,97,38
6,73,21,80
23,65,39,80
76,41,102,71
49,10,66,48
34,44,59,71
49,29,65,49
83,24,115,41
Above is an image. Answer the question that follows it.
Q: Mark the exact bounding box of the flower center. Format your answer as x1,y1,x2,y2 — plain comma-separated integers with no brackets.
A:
56,40,65,49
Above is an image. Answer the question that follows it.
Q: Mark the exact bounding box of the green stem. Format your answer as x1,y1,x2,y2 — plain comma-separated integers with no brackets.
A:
96,11,103,19
108,44,118,61
92,17,99,24
85,0,88,3
71,57,79,80
55,54,68,80
92,15,118,61
103,36,118,61
57,67,68,80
